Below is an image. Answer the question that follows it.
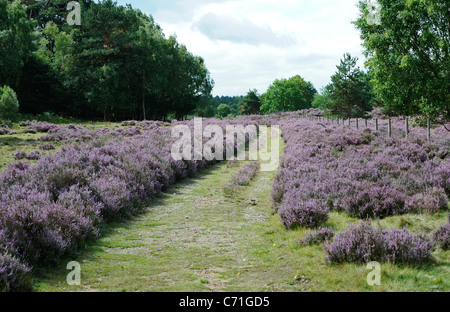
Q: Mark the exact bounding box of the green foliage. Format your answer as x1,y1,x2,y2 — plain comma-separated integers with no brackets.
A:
0,85,19,120
216,103,231,119
260,75,316,114
242,89,262,115
1,0,214,121
312,85,333,110
326,53,373,118
354,0,449,121
0,0,35,87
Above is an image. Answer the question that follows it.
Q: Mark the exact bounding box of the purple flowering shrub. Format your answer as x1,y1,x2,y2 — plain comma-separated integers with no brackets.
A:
26,121,61,133
13,151,27,160
223,161,260,195
39,143,56,151
0,253,32,292
299,227,335,246
231,162,260,186
324,221,435,264
340,184,407,218
433,223,449,250
278,191,329,229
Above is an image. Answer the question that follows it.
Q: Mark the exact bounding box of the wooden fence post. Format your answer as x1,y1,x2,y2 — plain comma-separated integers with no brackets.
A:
388,119,392,138
405,117,409,137
375,119,379,132
427,118,431,142
356,118,359,129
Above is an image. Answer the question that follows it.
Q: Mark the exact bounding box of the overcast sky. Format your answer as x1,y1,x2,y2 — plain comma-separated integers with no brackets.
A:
116,0,366,96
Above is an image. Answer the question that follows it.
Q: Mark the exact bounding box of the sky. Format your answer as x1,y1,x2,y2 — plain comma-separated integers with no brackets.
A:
116,0,367,96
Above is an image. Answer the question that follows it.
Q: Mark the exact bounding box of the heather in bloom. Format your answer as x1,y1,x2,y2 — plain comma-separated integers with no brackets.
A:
299,227,335,246
270,113,449,226
433,223,450,251
0,253,32,292
324,221,435,265
278,191,329,229
13,151,27,161
223,161,260,195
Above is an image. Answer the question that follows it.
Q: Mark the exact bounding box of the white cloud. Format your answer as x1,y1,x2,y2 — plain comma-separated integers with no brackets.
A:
118,0,366,96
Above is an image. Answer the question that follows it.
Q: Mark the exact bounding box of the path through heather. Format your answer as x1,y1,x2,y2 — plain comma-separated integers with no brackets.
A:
35,159,308,292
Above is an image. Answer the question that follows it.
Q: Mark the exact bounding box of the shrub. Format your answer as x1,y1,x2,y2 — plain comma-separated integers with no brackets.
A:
324,221,435,264
25,151,40,161
299,227,335,246
341,185,407,218
433,223,450,251
407,187,449,214
231,162,260,186
13,151,27,161
0,86,19,120
39,143,56,151
0,253,32,292
278,191,329,229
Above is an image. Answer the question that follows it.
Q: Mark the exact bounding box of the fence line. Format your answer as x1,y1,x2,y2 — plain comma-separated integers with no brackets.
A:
300,114,432,142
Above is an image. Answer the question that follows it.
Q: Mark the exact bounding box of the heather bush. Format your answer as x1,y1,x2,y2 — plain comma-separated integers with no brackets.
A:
39,143,56,151
25,151,40,161
0,253,32,292
13,151,27,161
340,184,407,219
407,187,449,214
223,162,260,196
433,223,450,251
278,191,329,229
324,221,435,264
231,162,260,186
27,121,60,133
299,227,335,246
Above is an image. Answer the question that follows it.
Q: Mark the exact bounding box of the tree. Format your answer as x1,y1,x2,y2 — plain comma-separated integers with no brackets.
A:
312,85,334,110
216,103,231,119
260,75,316,114
0,85,19,120
326,53,373,118
0,0,35,88
355,0,449,123
242,89,261,115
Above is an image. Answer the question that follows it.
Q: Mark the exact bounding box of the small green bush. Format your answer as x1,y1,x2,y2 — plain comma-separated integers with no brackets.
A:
0,86,19,121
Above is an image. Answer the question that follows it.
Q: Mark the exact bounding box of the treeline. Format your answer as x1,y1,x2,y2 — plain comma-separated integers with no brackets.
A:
240,0,448,125
0,0,214,121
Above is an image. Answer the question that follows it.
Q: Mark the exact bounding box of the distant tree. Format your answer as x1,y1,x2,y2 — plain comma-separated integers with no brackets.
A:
260,75,316,114
326,53,373,118
216,103,231,119
312,85,333,110
195,94,216,117
355,0,449,124
242,89,261,115
0,85,19,120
